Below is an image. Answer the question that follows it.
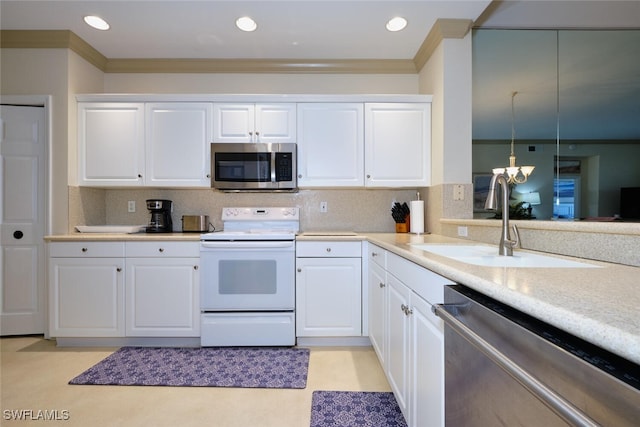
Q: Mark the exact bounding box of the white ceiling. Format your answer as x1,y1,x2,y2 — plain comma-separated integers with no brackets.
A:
0,0,492,60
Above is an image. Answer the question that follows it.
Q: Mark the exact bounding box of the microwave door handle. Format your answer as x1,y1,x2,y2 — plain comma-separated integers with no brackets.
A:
270,152,277,183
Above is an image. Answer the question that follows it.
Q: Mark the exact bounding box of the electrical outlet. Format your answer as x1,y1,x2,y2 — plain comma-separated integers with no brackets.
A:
457,226,468,237
128,200,136,213
320,201,328,213
453,185,464,201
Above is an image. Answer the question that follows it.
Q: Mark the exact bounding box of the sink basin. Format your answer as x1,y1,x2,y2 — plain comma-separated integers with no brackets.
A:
409,244,600,268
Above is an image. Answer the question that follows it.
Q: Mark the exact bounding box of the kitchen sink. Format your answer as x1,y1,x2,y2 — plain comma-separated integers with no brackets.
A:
409,244,600,268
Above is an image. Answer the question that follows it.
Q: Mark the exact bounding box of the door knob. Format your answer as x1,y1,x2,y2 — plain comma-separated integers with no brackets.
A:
13,230,24,239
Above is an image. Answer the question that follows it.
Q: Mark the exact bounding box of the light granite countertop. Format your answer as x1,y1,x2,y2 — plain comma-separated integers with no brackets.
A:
361,232,640,367
47,231,639,365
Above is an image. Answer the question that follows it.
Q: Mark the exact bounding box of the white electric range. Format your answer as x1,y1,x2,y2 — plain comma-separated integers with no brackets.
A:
199,207,299,346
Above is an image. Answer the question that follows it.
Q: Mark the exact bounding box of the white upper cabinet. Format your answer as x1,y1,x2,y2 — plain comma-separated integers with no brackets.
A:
297,103,364,187
78,103,145,186
213,103,296,143
145,103,212,187
364,103,431,187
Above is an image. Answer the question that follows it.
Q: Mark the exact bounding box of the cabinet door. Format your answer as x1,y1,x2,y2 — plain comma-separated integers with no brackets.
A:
296,103,364,186
410,293,444,427
78,103,145,186
213,104,255,142
295,257,362,337
255,104,296,143
126,257,200,337
368,260,387,368
49,257,124,337
146,103,212,187
364,103,431,187
387,273,411,419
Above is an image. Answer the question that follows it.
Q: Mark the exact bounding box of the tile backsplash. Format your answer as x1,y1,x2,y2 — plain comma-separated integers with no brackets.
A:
69,186,421,234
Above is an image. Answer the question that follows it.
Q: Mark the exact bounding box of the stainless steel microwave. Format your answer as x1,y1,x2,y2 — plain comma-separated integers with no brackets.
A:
211,143,297,192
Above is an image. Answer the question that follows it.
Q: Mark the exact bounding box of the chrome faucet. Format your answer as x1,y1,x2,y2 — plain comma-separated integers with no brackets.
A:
484,172,520,256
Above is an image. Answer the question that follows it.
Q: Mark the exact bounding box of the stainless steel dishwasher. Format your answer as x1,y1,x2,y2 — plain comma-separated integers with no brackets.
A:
433,285,640,426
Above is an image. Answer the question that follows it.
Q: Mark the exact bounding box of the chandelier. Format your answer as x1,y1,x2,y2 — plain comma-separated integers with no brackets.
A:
494,91,535,184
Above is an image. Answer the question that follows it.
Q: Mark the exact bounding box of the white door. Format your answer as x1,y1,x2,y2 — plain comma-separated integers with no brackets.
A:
0,104,46,335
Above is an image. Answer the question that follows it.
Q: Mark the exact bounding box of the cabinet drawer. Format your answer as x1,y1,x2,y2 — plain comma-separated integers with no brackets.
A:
125,241,200,257
367,243,387,268
296,241,361,257
387,251,452,305
49,241,125,257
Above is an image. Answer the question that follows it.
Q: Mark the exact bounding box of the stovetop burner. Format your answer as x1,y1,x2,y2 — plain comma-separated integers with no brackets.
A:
200,207,299,241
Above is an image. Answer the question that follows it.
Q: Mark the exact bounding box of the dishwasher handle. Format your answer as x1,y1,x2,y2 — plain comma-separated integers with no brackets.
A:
432,303,599,427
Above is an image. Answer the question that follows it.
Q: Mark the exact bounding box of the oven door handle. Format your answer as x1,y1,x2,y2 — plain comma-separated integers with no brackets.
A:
200,241,294,249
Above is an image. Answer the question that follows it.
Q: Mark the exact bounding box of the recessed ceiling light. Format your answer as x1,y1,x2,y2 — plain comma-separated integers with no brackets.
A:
84,15,110,31
386,16,407,32
236,16,257,32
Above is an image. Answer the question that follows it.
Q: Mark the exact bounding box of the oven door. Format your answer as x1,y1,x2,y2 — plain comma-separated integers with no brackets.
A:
200,240,295,310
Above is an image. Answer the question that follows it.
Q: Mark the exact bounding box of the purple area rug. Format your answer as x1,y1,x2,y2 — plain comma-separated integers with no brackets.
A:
310,391,407,427
69,346,309,389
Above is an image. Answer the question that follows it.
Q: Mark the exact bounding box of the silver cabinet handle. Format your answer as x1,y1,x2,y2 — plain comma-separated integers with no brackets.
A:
379,282,385,288
81,247,88,253
297,268,302,273
326,247,332,253
158,248,164,253
432,303,599,427
372,252,378,257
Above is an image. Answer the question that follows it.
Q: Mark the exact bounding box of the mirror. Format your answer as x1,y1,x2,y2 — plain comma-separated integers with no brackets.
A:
472,29,640,221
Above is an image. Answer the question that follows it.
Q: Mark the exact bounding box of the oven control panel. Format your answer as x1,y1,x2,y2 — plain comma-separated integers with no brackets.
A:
222,207,299,220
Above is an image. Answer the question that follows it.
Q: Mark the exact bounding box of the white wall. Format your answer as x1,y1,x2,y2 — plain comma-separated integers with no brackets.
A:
105,73,419,94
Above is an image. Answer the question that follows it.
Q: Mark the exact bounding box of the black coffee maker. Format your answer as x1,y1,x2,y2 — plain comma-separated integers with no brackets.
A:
145,199,173,233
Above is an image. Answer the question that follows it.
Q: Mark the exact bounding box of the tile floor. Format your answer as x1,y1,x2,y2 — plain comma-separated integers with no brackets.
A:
1,336,391,427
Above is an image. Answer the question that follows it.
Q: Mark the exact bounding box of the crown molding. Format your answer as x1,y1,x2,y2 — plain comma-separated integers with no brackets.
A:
1,30,108,70
104,58,417,74
413,19,473,71
2,29,432,74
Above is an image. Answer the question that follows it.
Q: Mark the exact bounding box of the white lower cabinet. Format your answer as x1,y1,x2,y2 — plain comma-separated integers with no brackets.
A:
48,241,199,339
49,242,125,337
368,243,450,427
295,241,362,337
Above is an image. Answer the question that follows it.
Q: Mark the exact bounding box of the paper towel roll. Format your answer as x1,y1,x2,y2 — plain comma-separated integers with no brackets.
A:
410,200,424,234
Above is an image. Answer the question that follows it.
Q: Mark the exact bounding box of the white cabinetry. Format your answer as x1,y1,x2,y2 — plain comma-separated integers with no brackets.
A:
78,102,212,187
364,103,431,187
295,241,362,337
78,103,145,186
296,103,364,187
49,242,125,337
125,242,200,337
145,103,212,187
367,244,388,368
213,103,296,143
48,240,200,340
367,243,450,427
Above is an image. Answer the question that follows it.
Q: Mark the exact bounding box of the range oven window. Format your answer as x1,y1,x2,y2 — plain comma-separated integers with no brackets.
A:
218,260,277,295
215,152,270,182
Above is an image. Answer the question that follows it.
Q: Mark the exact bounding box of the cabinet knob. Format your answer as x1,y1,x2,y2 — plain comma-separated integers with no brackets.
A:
326,247,332,253
193,265,198,270
297,268,302,273
298,174,302,179
138,174,142,178
379,282,385,288
367,174,371,179
206,173,211,178
372,252,378,257
158,248,164,253
81,247,88,253
13,230,24,240
116,267,122,272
